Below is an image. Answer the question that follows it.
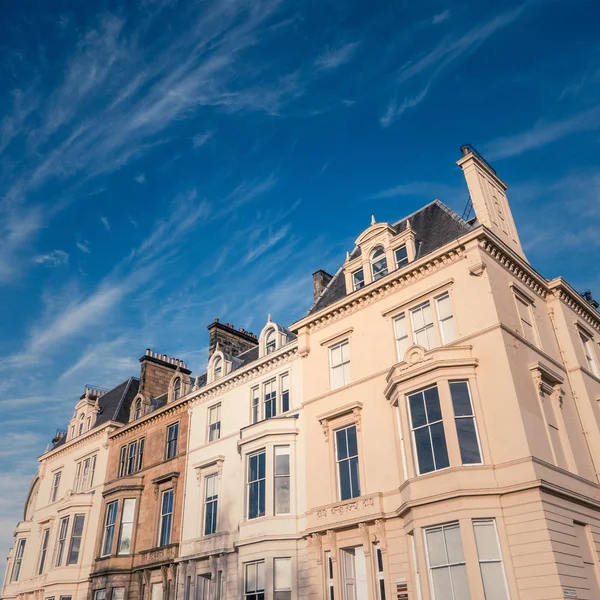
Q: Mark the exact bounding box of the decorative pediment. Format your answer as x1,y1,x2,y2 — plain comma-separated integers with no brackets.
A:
355,221,396,247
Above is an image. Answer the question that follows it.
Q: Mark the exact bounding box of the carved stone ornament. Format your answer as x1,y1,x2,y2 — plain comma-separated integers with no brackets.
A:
358,522,371,555
326,530,338,558
373,519,388,552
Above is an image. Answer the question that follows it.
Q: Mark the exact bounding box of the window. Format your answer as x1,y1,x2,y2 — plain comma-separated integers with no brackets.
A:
394,314,409,361
118,446,127,477
245,561,265,600
449,382,482,465
325,551,335,600
373,544,386,600
173,377,181,401
94,590,106,600
67,514,85,565
196,575,211,600
473,520,510,600
137,438,145,471
38,528,50,574
408,385,449,475
395,245,408,268
251,387,260,424
264,380,277,419
425,523,470,600
330,340,351,389
55,516,69,566
11,539,26,582
89,455,96,488
86,416,91,431
159,489,174,546
281,373,290,413
78,414,85,436
274,446,291,514
266,329,277,354
214,357,222,380
411,302,435,350
436,293,456,344
51,471,61,502
112,589,125,600
74,461,82,492
515,293,538,345
75,455,97,491
204,474,218,535
166,423,179,459
118,499,136,555
248,450,266,519
134,399,142,420
580,331,599,377
274,558,292,600
352,269,365,291
127,441,138,475
102,501,118,556
371,246,388,281
335,425,360,500
208,404,221,442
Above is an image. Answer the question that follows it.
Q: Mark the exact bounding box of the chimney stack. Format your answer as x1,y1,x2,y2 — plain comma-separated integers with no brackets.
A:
207,319,258,360
313,269,333,302
139,349,191,399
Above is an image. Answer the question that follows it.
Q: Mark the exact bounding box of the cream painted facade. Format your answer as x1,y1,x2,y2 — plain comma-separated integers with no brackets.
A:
5,148,600,600
2,386,134,600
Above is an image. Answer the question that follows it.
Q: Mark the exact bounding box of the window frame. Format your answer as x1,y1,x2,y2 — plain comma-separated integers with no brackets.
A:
66,514,85,565
11,538,26,582
324,551,335,600
251,386,260,424
38,527,50,575
173,377,181,401
54,516,70,567
394,244,409,269
370,245,389,281
165,422,179,460
265,329,277,354
134,398,142,420
117,498,136,555
472,519,511,600
207,403,222,443
449,381,483,466
101,501,118,557
435,292,457,345
579,330,599,377
335,424,361,501
247,449,266,520
274,446,291,515
118,445,127,477
213,356,223,380
264,379,277,419
280,372,290,413
203,473,219,536
373,543,387,600
393,313,409,361
352,268,365,291
410,301,436,350
244,560,265,600
330,340,351,390
513,290,540,347
273,557,292,600
50,471,61,503
158,488,174,547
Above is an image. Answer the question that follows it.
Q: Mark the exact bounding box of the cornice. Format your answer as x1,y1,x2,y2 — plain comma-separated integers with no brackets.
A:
548,278,600,333
189,346,298,409
293,244,467,334
42,424,110,462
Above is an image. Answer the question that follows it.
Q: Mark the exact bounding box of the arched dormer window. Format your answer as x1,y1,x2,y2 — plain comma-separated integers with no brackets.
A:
265,329,276,354
371,246,388,281
213,357,222,380
173,377,181,401
134,398,142,420
78,413,85,436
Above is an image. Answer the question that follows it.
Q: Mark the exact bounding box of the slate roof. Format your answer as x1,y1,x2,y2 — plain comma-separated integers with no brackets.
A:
50,377,139,451
308,200,473,315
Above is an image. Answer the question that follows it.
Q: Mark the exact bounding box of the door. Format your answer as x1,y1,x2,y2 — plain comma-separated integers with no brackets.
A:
341,547,369,600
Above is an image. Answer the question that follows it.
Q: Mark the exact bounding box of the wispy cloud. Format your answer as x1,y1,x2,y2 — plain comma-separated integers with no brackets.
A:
367,181,461,201
76,240,91,253
380,84,430,127
134,173,146,184
33,249,69,266
192,130,214,148
315,41,361,71
485,106,600,160
101,216,111,231
243,223,290,265
433,10,450,25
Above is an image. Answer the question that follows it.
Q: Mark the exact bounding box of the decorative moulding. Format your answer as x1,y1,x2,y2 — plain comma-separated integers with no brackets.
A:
319,327,354,347
468,261,487,277
381,278,454,317
317,401,363,441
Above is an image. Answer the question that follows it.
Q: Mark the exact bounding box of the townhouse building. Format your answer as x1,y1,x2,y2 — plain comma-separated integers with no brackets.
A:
1,381,139,600
4,146,600,600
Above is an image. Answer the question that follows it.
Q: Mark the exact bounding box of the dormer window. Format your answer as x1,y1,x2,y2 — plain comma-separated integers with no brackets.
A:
265,329,277,354
173,377,181,401
134,399,142,420
371,246,388,281
395,245,408,268
213,357,222,380
352,269,365,291
78,414,85,436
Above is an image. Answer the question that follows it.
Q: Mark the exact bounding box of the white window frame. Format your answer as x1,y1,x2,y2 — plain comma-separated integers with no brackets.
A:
472,519,511,600
247,450,266,520
373,543,386,600
274,446,291,515
166,422,179,459
117,498,136,555
335,424,361,501
38,528,50,575
11,539,26,582
244,560,265,600
158,489,174,546
251,386,260,423
274,557,292,600
371,246,389,281
66,514,85,565
264,379,277,419
94,590,106,600
352,268,365,291
435,292,457,345
580,330,599,377
394,244,409,269
330,340,351,390
101,501,118,557
50,471,61,502
410,301,436,350
213,357,223,380
280,373,290,413
514,291,539,346
203,473,219,536
449,381,483,466
207,404,221,442
394,313,409,361
54,516,70,566
266,329,277,354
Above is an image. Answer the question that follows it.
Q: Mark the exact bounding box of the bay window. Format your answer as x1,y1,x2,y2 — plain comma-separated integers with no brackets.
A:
117,498,136,554
248,450,266,519
473,520,510,600
102,501,118,556
245,561,265,600
11,539,26,582
66,514,85,564
449,382,482,465
55,516,70,566
274,446,291,514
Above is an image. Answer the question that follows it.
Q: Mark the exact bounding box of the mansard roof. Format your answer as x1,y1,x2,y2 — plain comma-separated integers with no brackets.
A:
308,200,473,315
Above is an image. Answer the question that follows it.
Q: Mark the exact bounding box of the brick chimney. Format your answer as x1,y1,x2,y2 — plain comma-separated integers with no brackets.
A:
139,350,191,399
207,319,258,359
313,269,333,302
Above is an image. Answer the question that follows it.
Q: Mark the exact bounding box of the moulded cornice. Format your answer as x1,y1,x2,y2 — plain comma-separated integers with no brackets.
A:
188,345,298,410
384,344,478,404
41,424,109,462
548,278,600,333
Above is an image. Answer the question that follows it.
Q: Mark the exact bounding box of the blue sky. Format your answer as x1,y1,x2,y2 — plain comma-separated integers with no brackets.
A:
1,0,599,576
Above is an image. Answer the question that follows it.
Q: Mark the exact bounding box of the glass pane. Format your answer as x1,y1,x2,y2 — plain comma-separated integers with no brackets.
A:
426,528,447,567
245,564,256,592
395,246,408,266
422,303,432,326
431,567,453,600
332,366,344,389
449,382,472,417
341,342,350,363
122,499,135,522
259,480,265,516
349,457,360,497
412,306,425,330
436,294,452,319
249,455,258,481
415,329,430,349
414,428,434,474
444,524,465,563
456,419,481,464
275,478,290,513
274,558,292,590
347,426,358,457
428,422,448,470
441,317,457,344
394,315,407,339
480,562,509,600
473,521,501,561
275,447,290,475
257,561,265,590
331,345,342,367
112,589,125,600
339,461,352,500
343,362,351,385
409,392,427,428
424,386,442,422
72,514,85,536
336,429,348,460
449,564,471,600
